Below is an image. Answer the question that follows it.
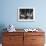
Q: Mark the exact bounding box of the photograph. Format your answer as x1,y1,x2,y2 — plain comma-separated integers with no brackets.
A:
18,7,35,21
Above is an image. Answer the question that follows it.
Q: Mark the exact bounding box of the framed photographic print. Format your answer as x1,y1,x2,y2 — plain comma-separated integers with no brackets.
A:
18,7,35,21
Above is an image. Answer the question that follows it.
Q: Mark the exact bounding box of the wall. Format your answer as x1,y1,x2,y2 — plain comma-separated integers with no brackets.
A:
0,0,46,30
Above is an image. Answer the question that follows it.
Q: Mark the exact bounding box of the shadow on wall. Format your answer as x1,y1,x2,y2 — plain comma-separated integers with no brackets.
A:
0,24,7,43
